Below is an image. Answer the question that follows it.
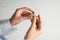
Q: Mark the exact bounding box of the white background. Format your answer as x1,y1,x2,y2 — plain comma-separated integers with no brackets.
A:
0,0,60,40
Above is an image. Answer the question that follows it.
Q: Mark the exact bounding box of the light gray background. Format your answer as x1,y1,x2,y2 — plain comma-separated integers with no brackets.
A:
0,0,60,40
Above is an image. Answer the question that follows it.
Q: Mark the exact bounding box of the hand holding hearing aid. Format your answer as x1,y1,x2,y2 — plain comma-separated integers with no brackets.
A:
24,14,42,40
10,7,34,26
9,7,42,40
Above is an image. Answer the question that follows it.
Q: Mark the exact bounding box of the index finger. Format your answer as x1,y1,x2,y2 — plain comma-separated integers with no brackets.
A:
17,7,34,14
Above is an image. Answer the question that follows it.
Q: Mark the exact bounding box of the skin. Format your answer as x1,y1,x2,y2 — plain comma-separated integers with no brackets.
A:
10,7,34,26
9,7,42,40
24,15,42,40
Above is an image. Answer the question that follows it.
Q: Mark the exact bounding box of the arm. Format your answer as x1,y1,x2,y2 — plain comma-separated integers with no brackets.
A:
24,15,42,40
0,7,34,36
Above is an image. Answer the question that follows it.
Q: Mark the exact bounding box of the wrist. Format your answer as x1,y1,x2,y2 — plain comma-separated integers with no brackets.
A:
24,38,34,40
9,18,14,26
10,17,22,26
24,37,35,40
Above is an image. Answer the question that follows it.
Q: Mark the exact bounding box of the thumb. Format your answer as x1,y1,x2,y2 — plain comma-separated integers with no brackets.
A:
31,15,36,27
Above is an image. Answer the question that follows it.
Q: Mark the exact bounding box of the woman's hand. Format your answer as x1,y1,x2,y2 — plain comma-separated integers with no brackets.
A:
24,15,42,40
10,7,34,26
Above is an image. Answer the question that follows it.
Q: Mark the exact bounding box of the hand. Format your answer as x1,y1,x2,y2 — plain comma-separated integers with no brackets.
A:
10,7,34,26
24,15,42,40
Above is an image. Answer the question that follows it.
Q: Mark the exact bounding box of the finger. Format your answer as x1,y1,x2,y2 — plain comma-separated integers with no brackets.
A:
17,7,34,14
36,14,41,30
22,7,34,13
31,15,36,26
21,11,34,18
17,7,34,18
